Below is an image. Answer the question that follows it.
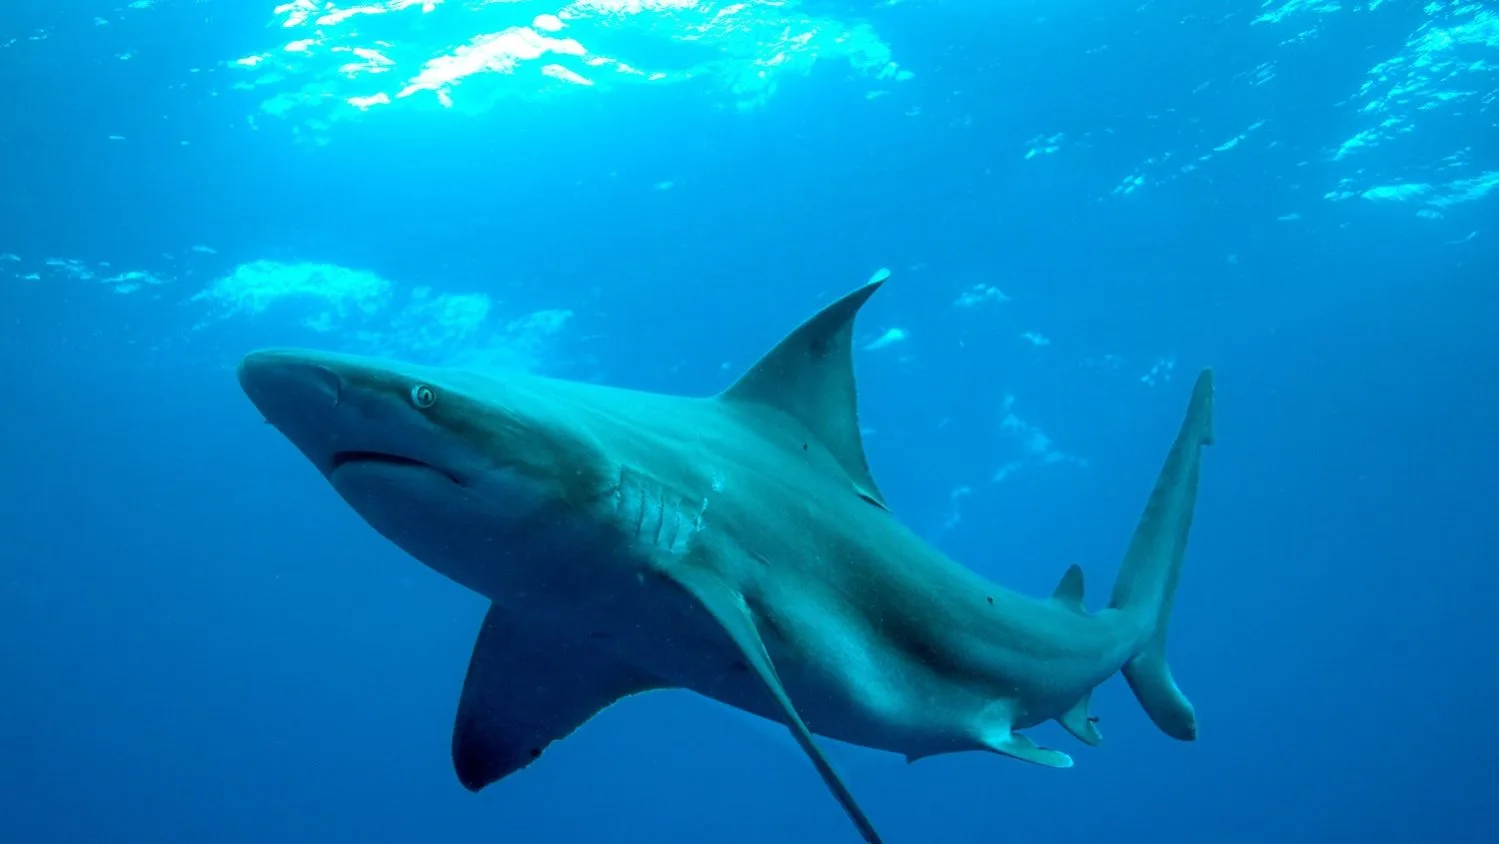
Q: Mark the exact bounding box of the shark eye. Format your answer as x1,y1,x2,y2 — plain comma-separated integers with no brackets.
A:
410,384,437,409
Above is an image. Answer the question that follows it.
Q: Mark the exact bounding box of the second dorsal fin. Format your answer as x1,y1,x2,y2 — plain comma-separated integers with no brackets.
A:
1052,564,1086,613
718,273,888,507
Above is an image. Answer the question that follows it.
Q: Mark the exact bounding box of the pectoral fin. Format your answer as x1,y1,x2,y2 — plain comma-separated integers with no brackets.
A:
669,568,885,844
452,603,664,792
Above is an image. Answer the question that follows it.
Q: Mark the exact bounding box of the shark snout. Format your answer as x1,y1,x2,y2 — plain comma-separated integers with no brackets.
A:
238,350,345,420
237,349,369,475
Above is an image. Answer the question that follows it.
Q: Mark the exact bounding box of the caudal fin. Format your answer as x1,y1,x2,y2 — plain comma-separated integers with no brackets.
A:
1109,368,1214,741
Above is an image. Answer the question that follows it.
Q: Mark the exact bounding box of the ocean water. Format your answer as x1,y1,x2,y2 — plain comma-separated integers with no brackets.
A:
1,1,1495,842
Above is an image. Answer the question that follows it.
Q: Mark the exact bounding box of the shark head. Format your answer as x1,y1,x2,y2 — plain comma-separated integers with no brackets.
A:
237,349,614,594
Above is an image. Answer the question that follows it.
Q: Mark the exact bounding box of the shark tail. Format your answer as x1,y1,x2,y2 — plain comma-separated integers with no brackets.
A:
1108,368,1214,742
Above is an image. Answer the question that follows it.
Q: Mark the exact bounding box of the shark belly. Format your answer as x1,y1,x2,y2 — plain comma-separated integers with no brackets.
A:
357,457,1141,765
742,569,1143,759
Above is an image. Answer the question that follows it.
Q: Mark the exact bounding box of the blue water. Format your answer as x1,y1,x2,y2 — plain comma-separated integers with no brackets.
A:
2,1,1496,841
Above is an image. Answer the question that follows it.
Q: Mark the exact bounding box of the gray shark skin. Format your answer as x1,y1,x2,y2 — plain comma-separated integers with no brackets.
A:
238,278,1214,844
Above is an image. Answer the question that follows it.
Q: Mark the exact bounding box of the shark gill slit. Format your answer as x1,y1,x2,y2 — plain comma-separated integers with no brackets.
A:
611,467,702,557
651,483,668,548
629,480,646,539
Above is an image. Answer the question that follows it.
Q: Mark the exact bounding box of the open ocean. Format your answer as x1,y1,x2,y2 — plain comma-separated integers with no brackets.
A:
1,1,1495,842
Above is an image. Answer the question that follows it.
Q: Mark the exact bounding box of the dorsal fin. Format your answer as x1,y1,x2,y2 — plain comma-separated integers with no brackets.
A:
1052,563,1086,613
719,273,887,507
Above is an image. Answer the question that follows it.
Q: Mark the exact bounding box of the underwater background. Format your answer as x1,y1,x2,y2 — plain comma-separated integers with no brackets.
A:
1,0,1496,841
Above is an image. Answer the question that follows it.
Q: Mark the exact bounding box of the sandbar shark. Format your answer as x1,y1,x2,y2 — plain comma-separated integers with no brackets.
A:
237,276,1214,843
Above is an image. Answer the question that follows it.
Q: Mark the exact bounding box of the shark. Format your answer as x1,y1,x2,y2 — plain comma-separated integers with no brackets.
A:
237,276,1214,843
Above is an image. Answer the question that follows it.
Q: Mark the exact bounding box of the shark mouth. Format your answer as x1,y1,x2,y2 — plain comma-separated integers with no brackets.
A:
329,451,463,485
